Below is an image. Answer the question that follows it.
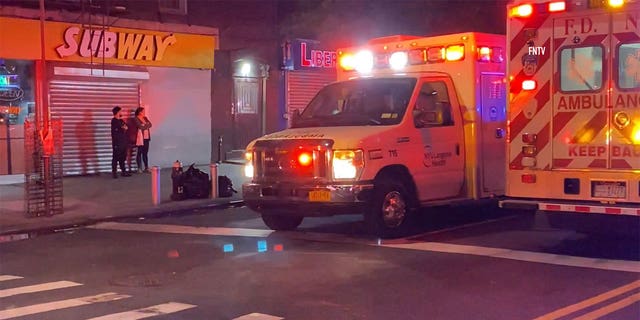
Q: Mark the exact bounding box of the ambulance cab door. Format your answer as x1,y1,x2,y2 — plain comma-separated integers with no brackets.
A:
610,9,640,171
412,78,465,200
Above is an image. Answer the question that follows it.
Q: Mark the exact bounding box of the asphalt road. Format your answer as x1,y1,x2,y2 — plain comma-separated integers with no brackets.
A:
0,206,638,320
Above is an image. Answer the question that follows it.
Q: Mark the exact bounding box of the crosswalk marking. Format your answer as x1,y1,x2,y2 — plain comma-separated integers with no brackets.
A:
0,280,82,298
233,313,284,320
0,292,131,320
85,302,196,319
0,275,22,282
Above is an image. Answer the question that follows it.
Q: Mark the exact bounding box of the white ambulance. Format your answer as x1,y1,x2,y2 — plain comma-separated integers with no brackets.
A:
242,32,507,237
500,0,640,218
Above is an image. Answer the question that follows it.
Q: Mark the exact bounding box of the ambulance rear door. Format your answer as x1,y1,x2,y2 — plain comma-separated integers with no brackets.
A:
610,9,640,171
551,12,612,170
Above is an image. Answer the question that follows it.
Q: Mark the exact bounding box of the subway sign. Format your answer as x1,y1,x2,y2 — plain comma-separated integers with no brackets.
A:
44,21,216,69
56,26,177,62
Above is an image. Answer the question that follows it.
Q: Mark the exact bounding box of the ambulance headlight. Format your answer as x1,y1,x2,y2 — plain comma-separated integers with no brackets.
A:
389,52,408,70
354,50,374,74
332,150,364,179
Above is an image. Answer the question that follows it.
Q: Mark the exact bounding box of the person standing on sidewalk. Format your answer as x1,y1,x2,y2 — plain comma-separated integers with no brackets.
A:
111,106,131,179
134,107,153,173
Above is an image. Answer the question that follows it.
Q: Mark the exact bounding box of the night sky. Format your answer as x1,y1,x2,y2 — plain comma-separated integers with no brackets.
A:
278,0,510,47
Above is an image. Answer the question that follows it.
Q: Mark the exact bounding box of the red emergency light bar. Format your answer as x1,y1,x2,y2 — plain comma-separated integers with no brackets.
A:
510,1,567,17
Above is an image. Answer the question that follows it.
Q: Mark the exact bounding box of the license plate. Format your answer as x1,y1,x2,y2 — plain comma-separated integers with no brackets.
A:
592,181,626,199
308,190,331,202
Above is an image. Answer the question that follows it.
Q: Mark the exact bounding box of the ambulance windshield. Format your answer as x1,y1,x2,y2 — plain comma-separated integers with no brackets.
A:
294,78,416,128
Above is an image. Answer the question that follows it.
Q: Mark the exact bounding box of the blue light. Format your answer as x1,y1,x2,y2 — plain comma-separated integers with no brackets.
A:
223,244,234,252
257,240,267,252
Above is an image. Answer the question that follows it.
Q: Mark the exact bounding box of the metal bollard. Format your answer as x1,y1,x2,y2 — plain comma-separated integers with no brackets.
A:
210,163,218,199
151,166,161,205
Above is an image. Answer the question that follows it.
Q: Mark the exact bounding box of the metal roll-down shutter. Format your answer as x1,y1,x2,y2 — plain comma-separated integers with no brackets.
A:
49,80,140,175
286,70,336,116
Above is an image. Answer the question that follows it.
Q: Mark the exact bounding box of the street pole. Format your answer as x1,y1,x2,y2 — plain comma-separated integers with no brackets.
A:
38,0,48,133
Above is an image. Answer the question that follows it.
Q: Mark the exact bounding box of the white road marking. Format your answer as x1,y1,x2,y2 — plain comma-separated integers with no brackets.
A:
0,280,82,298
85,302,196,320
233,313,284,320
0,292,130,320
380,242,640,273
90,222,274,238
0,275,22,282
90,222,640,273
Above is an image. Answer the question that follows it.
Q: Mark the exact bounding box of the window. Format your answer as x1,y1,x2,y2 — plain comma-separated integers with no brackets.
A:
294,78,415,128
234,78,258,114
559,46,604,92
618,43,640,90
158,0,187,15
414,81,453,127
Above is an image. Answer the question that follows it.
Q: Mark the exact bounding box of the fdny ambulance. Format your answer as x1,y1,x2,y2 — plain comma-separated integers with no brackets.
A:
500,0,640,217
242,32,507,237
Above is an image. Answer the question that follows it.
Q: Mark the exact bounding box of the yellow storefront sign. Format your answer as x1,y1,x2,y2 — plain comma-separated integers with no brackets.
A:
46,21,216,69
0,17,42,60
0,17,216,69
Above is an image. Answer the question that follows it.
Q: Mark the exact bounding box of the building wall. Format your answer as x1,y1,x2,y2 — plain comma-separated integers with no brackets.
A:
0,0,283,163
141,67,212,168
116,0,283,160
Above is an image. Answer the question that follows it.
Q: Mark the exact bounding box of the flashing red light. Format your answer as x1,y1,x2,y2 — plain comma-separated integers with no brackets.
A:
298,152,312,166
521,174,537,184
548,1,566,12
511,4,533,17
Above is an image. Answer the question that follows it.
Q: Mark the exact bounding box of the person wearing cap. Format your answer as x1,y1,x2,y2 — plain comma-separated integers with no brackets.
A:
111,106,131,179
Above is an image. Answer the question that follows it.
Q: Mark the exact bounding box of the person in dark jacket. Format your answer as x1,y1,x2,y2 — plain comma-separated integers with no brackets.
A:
111,106,131,179
134,107,153,173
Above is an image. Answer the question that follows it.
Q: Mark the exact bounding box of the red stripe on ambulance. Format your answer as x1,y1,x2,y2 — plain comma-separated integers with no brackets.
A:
570,111,608,144
553,158,573,168
588,159,607,168
510,16,550,59
613,32,640,43
539,203,639,216
552,111,578,137
509,82,551,141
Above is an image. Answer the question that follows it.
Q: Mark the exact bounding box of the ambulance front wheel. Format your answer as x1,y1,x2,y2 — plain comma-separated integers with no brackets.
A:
261,214,304,231
365,178,411,238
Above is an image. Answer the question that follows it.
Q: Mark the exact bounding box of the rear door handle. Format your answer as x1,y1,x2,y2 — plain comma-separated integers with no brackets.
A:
455,143,460,155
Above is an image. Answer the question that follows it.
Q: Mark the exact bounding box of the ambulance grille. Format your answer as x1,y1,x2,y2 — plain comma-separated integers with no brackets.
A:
252,139,333,182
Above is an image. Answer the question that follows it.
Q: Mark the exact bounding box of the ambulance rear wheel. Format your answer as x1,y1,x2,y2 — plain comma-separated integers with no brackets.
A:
261,214,304,231
365,179,410,238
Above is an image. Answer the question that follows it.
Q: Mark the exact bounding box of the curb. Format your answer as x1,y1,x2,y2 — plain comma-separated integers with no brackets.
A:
0,200,245,241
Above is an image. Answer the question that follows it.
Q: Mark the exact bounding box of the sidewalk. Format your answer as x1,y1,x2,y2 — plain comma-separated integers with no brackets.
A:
0,162,249,236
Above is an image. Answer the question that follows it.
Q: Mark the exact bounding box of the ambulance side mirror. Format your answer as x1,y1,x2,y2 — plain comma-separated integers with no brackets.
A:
290,109,302,127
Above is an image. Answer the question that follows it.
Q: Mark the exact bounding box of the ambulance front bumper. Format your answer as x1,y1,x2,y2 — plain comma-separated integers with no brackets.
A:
242,181,374,216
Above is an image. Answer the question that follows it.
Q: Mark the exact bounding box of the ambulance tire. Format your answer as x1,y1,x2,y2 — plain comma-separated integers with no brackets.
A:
261,214,304,231
365,178,411,238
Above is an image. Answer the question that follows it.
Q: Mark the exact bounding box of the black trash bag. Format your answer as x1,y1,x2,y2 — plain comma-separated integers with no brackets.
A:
183,164,210,199
170,174,186,201
218,175,237,198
